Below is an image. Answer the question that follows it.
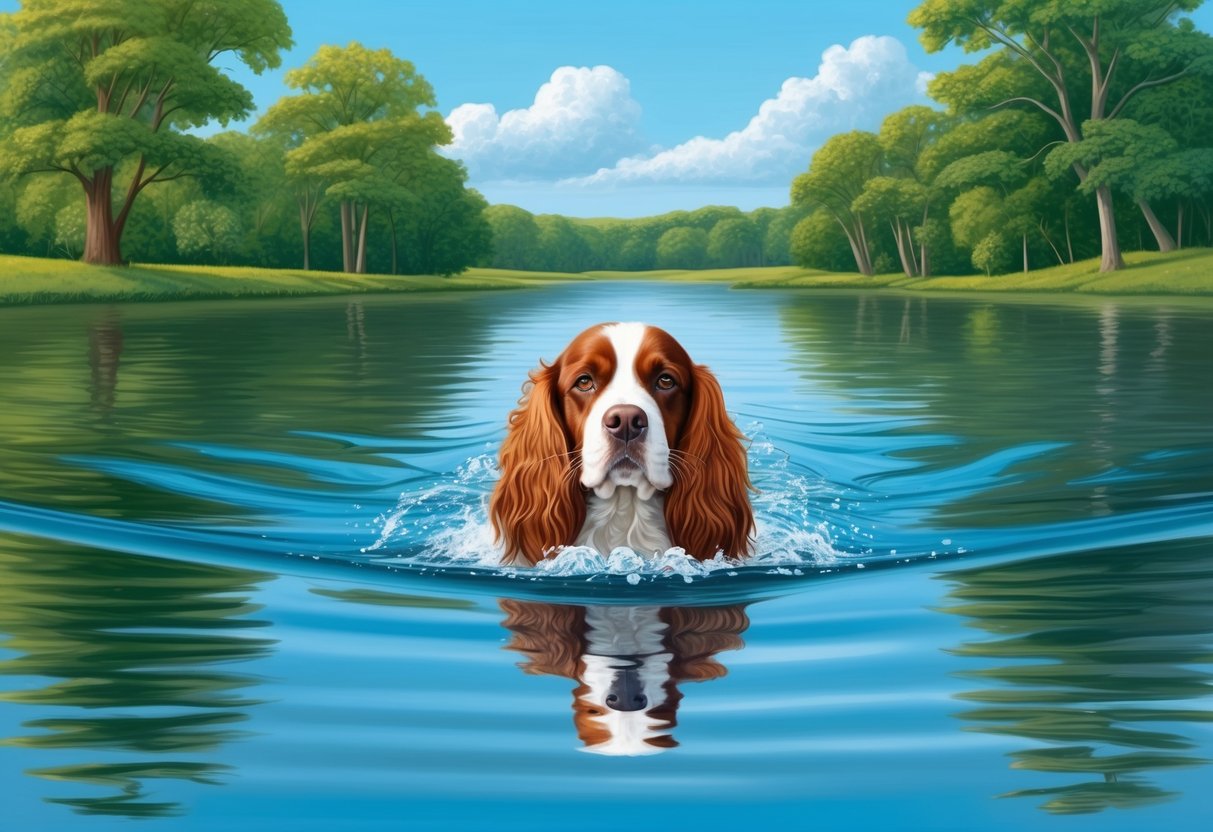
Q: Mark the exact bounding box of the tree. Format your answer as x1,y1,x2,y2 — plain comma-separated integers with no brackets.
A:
173,200,241,264
939,150,1068,271
389,157,491,276
534,215,591,272
877,105,949,275
852,176,928,277
483,205,539,269
910,0,1213,271
255,43,438,273
971,230,1012,275
208,132,288,266
53,202,86,259
789,211,858,272
655,227,709,269
0,0,292,265
791,131,883,275
1047,118,1213,251
707,217,761,267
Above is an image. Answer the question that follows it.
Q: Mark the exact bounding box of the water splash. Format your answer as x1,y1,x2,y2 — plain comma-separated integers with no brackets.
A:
361,423,850,582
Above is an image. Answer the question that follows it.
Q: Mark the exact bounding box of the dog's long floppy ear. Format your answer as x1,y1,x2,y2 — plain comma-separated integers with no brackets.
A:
664,364,754,560
490,364,585,564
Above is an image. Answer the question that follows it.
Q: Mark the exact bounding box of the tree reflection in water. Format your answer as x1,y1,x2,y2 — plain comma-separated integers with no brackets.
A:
940,539,1213,814
0,538,274,818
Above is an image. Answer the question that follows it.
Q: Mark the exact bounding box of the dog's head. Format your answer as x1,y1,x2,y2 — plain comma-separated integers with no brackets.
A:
490,322,753,563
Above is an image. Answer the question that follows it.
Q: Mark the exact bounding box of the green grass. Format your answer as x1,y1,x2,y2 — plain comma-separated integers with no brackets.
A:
3,248,1212,306
722,248,1213,296
0,255,586,306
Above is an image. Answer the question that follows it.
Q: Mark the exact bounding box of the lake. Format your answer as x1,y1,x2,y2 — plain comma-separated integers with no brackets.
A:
1,282,1211,831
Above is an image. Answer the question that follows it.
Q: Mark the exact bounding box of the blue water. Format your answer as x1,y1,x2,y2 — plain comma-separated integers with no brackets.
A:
0,283,1211,830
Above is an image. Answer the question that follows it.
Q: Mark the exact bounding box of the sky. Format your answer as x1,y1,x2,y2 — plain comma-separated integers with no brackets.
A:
4,0,1213,217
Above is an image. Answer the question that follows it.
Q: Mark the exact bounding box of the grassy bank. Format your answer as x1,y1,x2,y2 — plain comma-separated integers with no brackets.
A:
722,248,1213,296
3,248,1212,306
0,255,585,306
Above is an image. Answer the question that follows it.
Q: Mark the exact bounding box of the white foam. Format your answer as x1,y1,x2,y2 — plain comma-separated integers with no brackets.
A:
363,423,848,581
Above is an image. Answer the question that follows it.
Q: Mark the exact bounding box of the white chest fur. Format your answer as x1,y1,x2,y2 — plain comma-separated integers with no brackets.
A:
575,486,670,557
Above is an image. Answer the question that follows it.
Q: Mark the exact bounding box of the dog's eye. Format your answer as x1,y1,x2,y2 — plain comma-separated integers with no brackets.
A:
655,373,676,391
574,374,595,392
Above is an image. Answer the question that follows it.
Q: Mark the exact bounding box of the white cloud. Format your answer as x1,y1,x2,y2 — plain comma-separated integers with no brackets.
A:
567,36,933,187
444,65,645,180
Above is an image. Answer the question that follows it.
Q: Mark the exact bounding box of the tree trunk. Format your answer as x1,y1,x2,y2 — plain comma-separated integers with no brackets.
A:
340,201,354,272
1040,221,1065,266
1022,232,1029,273
1064,203,1074,263
905,219,920,275
1176,200,1185,250
1095,185,1125,271
1137,198,1176,252
890,220,913,277
388,208,398,275
82,169,123,265
355,203,369,274
855,217,874,276
834,215,872,276
299,202,312,270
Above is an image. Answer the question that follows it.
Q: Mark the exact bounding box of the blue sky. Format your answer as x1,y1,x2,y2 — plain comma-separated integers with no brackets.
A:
4,0,1212,216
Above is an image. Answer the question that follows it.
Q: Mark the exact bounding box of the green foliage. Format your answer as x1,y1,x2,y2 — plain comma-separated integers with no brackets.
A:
950,187,1007,250
707,218,761,266
53,202,85,258
972,231,1013,275
484,205,540,269
173,200,241,264
656,227,709,269
789,211,856,272
534,215,591,272
791,131,883,220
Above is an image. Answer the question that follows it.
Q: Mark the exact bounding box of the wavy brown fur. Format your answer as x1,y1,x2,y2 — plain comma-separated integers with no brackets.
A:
489,366,585,564
664,364,755,559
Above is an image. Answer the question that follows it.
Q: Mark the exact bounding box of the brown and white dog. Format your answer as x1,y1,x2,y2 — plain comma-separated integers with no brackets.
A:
490,322,753,564
501,601,750,755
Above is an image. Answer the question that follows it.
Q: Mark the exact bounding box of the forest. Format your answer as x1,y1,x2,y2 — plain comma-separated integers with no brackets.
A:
0,0,1211,278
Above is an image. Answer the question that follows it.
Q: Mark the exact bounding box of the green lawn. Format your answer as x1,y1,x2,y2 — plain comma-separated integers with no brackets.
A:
723,248,1213,296
0,255,586,306
3,248,1212,306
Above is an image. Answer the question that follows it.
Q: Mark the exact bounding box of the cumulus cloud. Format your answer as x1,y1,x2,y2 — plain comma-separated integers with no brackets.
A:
567,36,933,187
443,65,646,180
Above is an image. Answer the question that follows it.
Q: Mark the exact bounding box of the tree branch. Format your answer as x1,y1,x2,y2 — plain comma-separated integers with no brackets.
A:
989,96,1073,138
1108,68,1192,119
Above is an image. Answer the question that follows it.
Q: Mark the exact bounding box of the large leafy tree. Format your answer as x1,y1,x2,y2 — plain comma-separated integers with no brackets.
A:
255,42,437,273
0,0,291,265
910,0,1213,271
791,131,884,275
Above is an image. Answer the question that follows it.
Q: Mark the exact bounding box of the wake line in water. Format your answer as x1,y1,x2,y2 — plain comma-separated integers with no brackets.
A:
1,489,1211,606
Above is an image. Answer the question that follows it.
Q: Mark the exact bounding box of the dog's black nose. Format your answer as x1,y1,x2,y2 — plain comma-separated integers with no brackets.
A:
603,405,647,442
605,667,648,712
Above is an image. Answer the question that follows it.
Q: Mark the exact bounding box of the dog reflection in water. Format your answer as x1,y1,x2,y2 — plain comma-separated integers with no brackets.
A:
500,601,749,755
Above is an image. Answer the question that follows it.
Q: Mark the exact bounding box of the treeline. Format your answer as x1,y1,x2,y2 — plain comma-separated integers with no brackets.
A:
482,204,807,272
0,3,489,274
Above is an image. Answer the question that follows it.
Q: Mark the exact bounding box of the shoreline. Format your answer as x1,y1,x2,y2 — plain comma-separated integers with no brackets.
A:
2,249,1211,307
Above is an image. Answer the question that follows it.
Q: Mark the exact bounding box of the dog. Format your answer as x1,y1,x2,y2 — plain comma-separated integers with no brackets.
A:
500,600,750,755
490,322,753,564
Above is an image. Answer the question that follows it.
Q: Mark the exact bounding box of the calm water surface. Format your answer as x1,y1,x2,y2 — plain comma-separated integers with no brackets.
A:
0,283,1211,831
